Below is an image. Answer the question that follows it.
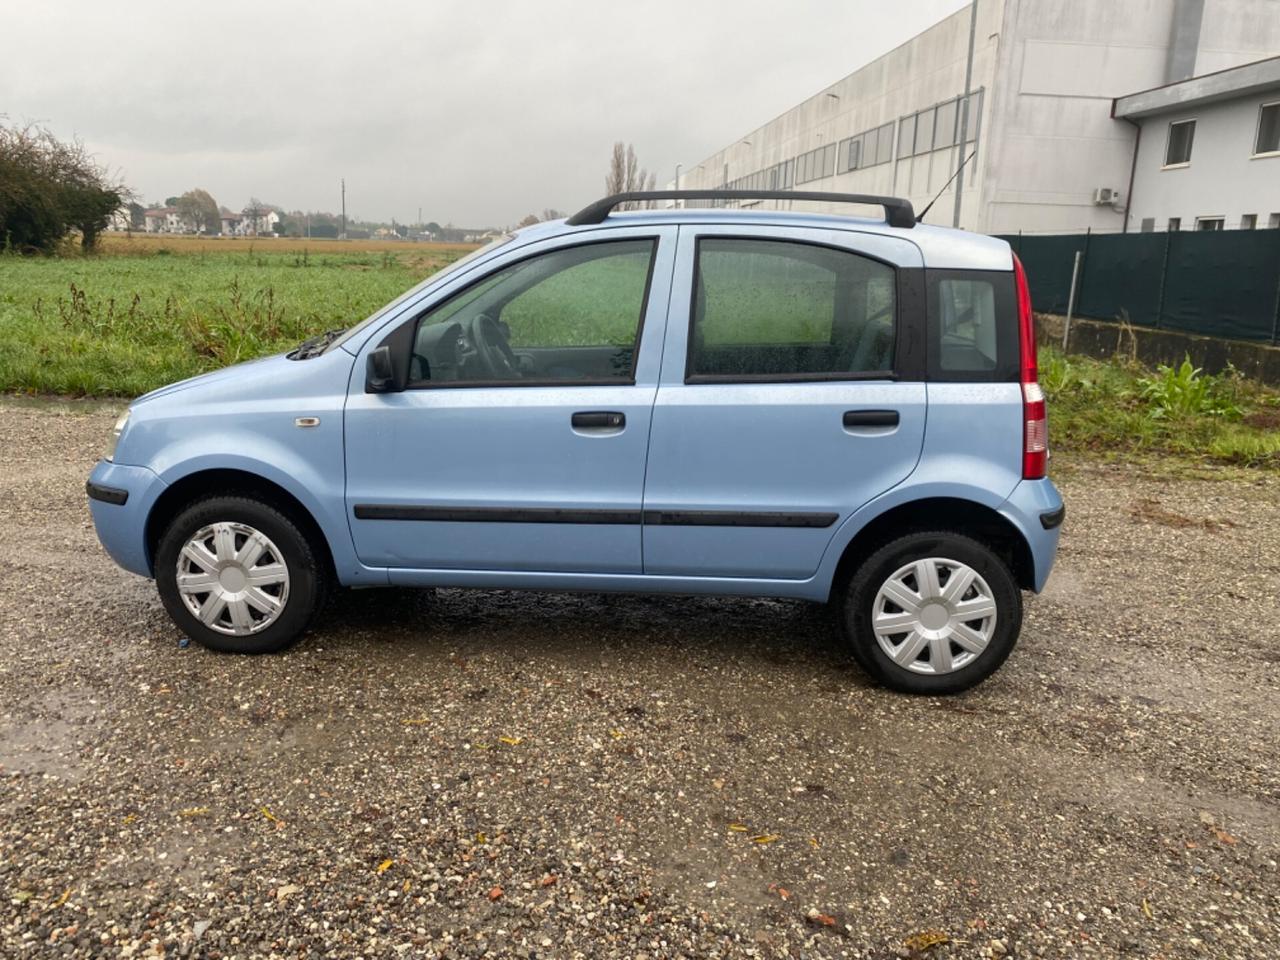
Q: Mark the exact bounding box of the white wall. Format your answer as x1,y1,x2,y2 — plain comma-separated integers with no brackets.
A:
980,0,1180,235
681,0,1280,235
680,3,1006,227
1127,94,1280,229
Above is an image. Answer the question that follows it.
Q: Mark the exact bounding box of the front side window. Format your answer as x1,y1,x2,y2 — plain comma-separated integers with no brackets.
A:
1165,119,1195,166
1255,102,1280,155
687,238,896,381
408,239,655,385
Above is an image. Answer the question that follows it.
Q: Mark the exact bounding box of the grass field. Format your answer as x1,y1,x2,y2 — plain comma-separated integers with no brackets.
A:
0,236,475,395
2,236,1276,469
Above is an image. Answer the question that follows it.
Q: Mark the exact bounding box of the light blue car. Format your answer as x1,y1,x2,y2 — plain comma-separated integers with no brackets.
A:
87,190,1063,694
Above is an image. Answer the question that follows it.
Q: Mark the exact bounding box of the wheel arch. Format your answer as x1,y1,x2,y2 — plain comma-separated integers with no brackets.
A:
144,468,337,582
827,496,1036,602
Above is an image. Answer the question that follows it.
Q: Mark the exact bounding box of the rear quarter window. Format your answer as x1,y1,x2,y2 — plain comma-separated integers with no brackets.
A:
926,270,1018,381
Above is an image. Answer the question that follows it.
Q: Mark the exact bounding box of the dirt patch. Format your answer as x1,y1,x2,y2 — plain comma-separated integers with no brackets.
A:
1129,495,1238,531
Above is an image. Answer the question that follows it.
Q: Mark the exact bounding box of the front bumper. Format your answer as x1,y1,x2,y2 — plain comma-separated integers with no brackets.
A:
997,477,1065,592
87,460,168,578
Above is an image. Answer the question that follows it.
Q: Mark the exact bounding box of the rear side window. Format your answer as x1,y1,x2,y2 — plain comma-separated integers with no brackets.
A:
687,238,896,381
927,270,1018,381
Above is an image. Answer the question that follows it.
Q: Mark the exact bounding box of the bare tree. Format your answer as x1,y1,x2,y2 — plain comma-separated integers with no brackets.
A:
541,208,566,222
604,142,655,209
241,197,269,236
175,188,220,235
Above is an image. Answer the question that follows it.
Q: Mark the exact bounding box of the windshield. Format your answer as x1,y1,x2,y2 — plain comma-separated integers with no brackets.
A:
320,234,514,354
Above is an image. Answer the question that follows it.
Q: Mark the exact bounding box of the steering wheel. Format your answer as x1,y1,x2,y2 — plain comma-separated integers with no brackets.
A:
463,314,519,379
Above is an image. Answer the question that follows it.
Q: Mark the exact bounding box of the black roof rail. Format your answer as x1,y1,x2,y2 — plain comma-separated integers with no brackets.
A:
566,190,916,229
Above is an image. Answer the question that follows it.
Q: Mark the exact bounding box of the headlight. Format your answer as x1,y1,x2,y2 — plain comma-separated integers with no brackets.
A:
106,411,130,462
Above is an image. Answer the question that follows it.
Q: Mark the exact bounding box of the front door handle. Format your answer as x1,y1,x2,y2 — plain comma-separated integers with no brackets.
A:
571,411,625,429
843,409,899,428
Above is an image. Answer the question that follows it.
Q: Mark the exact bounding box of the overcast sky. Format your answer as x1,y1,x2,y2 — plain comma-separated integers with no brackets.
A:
5,0,967,227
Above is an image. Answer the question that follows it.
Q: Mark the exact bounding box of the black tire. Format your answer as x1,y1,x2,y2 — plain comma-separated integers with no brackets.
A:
155,495,328,654
840,530,1022,694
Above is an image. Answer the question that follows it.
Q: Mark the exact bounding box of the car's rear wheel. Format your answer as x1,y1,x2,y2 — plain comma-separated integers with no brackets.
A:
155,496,327,653
841,531,1021,694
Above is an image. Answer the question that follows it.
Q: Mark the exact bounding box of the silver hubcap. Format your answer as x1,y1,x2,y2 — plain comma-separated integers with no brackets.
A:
176,522,290,636
872,557,997,675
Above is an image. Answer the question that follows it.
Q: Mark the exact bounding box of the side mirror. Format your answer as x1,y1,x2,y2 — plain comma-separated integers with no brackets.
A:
365,345,404,393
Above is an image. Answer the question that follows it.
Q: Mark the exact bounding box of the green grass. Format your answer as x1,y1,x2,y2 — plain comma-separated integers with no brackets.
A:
3,244,1277,471
0,244,467,396
1040,346,1280,470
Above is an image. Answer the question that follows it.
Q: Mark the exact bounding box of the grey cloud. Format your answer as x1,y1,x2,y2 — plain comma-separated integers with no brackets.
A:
4,0,966,225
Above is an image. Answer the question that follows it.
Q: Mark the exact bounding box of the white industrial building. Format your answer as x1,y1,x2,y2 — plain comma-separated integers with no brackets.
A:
678,0,1280,234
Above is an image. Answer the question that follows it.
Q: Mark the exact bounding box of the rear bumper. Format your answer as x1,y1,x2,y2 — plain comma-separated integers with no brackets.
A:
997,478,1064,592
87,460,167,578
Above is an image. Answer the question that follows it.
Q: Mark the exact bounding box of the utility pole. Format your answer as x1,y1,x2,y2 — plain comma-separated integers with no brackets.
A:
953,0,978,228
340,178,347,240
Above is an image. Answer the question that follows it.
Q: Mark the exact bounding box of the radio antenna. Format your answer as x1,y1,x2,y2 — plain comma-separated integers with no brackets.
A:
916,150,976,224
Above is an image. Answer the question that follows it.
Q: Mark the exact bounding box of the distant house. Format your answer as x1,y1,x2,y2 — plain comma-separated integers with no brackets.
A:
104,207,132,231
219,208,244,236
223,208,280,236
143,207,193,234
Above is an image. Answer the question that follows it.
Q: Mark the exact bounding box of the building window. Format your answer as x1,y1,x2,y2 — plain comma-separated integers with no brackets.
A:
897,117,915,158
1164,119,1195,166
1241,214,1257,230
1195,216,1224,231
1168,217,1181,231
1269,213,1280,229
1140,218,1155,233
1255,102,1280,156
915,106,937,153
935,98,958,148
876,122,894,164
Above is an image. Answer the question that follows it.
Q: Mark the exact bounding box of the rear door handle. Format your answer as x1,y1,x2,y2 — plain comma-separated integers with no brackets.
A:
571,411,626,429
843,409,899,428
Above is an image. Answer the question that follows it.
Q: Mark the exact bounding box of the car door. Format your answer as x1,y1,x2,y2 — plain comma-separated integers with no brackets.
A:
642,224,927,580
345,226,675,574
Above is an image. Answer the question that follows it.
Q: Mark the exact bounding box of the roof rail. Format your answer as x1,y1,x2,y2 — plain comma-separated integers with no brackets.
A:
566,190,916,229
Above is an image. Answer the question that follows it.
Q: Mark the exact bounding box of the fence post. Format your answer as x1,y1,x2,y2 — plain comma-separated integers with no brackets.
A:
1063,250,1083,352
1272,237,1280,345
1078,227,1091,315
1155,229,1172,329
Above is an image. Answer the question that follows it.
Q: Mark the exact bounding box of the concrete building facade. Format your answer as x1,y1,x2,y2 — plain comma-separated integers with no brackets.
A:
678,0,1280,235
1114,54,1280,231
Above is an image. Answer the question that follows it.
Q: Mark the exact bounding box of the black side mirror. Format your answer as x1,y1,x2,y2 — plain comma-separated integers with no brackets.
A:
366,345,403,393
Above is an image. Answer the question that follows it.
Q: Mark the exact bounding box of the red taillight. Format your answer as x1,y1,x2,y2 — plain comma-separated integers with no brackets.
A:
1013,254,1047,479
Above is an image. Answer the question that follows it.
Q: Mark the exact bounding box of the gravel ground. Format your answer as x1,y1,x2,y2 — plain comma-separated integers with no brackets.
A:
1,399,1277,960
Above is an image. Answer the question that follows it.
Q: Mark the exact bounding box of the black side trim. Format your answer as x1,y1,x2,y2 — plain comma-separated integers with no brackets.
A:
353,505,641,524
353,505,839,529
1039,505,1066,530
642,510,838,528
86,480,129,506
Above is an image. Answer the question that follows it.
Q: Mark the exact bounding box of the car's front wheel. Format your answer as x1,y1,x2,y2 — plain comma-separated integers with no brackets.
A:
841,531,1022,694
155,496,327,653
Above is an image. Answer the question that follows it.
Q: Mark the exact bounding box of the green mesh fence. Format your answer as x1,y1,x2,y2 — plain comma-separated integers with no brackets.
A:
1000,230,1280,344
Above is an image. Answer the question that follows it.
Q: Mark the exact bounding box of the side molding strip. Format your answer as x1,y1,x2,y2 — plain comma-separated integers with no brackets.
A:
353,505,838,528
